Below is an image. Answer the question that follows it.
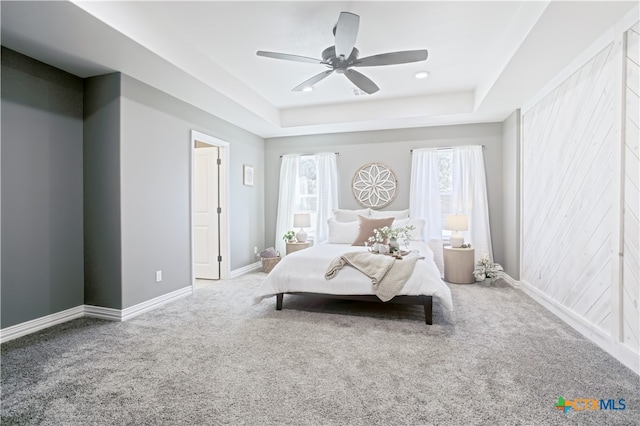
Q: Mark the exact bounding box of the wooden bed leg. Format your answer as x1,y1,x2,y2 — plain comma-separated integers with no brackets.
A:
276,293,283,311
424,297,433,325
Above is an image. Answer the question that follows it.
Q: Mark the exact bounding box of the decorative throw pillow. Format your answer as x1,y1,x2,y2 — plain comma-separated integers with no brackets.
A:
370,209,410,219
351,215,394,246
327,219,359,244
332,208,370,223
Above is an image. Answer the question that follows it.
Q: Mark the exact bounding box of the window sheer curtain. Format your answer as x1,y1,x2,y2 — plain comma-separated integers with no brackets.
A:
451,145,493,263
409,148,445,275
274,153,338,254
275,155,300,256
314,153,339,244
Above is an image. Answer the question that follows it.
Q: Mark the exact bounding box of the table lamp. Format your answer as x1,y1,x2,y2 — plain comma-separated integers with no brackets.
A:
293,213,311,243
445,214,468,248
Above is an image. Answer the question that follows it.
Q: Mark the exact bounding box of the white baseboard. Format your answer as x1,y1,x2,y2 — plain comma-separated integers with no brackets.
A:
230,261,262,278
121,286,192,321
84,305,122,321
85,286,193,322
0,305,85,344
520,280,639,375
501,273,520,287
2,286,193,344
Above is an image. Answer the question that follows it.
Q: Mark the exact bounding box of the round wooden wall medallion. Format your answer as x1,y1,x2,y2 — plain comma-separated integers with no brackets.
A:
352,163,398,209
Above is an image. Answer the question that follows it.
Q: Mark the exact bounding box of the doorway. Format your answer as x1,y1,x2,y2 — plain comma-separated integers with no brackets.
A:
191,131,229,286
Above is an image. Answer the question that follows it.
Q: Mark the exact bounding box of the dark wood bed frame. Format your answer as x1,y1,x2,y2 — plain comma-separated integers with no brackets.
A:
275,293,433,324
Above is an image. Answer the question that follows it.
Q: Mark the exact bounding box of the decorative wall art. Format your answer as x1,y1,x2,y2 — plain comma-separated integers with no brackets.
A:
352,163,398,209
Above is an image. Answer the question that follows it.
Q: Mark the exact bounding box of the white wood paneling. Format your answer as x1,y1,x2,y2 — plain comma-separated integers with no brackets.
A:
522,43,617,337
521,14,640,373
622,23,640,352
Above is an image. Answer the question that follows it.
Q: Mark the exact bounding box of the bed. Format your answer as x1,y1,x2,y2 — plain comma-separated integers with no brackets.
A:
253,241,453,324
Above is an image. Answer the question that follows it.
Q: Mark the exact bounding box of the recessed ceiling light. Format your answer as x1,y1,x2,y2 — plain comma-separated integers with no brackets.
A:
302,85,314,92
414,71,430,79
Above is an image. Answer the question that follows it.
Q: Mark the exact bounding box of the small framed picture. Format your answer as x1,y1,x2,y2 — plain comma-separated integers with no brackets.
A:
243,164,254,186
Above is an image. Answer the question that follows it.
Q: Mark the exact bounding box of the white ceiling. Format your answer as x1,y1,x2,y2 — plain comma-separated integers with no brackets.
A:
1,1,636,138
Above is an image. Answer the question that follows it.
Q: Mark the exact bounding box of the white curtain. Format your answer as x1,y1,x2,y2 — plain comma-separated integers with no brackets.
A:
451,145,493,263
275,155,300,256
314,153,339,244
409,148,445,275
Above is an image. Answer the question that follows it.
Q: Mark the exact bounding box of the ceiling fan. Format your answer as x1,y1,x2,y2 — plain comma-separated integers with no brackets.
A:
256,12,428,95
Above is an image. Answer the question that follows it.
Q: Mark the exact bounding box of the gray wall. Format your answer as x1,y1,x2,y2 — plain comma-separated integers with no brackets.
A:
265,123,505,266
2,46,266,325
87,73,264,309
119,74,265,307
84,73,122,308
502,110,521,279
1,47,84,327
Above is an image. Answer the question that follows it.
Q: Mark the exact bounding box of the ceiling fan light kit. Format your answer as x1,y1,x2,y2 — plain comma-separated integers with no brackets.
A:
257,12,428,95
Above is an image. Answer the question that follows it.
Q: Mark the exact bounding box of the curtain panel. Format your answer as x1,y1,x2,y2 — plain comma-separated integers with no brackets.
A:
409,148,444,275
451,145,493,263
275,153,338,254
314,153,339,244
275,155,300,256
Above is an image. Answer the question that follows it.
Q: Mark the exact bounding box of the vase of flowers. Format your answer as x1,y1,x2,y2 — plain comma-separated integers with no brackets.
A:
367,224,416,253
473,255,503,283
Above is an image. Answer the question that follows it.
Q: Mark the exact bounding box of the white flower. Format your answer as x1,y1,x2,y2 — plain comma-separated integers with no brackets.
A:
474,255,503,281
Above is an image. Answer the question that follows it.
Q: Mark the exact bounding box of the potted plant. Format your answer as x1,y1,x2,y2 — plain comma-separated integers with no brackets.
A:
282,230,296,243
473,255,504,283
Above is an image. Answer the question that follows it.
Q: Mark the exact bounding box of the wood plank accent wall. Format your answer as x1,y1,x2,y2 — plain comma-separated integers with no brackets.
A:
522,44,617,335
522,15,640,373
623,22,639,353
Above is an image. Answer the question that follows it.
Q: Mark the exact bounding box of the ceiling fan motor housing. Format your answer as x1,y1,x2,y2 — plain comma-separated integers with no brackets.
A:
322,46,359,71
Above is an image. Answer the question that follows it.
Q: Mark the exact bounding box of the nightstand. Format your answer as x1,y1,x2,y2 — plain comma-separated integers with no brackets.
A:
286,241,311,255
443,246,475,284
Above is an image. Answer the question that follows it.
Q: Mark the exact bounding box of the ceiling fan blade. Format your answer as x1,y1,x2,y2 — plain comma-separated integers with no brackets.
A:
334,12,359,59
292,70,334,91
344,69,379,94
354,50,429,67
257,51,323,64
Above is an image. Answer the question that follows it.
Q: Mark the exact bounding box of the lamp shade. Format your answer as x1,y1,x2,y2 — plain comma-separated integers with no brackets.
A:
293,213,311,228
444,214,468,231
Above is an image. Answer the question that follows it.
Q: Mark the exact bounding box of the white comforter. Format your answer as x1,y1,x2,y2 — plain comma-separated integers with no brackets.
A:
253,242,453,311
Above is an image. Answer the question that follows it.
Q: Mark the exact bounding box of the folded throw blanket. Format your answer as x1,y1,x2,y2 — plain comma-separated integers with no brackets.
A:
325,252,422,302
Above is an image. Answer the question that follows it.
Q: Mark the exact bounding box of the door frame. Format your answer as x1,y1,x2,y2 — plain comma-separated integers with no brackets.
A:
190,130,230,288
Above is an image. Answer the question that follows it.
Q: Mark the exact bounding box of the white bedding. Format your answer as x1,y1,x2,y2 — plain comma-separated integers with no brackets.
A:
253,242,453,311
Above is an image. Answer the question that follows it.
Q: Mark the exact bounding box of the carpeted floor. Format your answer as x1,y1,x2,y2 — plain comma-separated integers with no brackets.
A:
1,273,638,425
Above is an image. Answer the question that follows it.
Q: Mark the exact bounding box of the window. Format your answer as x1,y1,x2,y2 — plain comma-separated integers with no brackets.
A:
295,156,318,237
438,148,453,240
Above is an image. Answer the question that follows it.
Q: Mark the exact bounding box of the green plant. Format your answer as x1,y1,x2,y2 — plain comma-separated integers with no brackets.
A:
282,230,296,242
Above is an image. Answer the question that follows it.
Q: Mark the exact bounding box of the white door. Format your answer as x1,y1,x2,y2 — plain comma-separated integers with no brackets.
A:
194,146,220,279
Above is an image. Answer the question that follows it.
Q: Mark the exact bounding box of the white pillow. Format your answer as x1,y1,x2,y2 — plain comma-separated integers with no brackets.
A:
370,209,410,219
393,218,425,242
327,219,360,244
332,208,370,223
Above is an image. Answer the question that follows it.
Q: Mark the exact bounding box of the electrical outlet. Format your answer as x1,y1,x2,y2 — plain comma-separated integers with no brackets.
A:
155,270,162,282
254,246,258,254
